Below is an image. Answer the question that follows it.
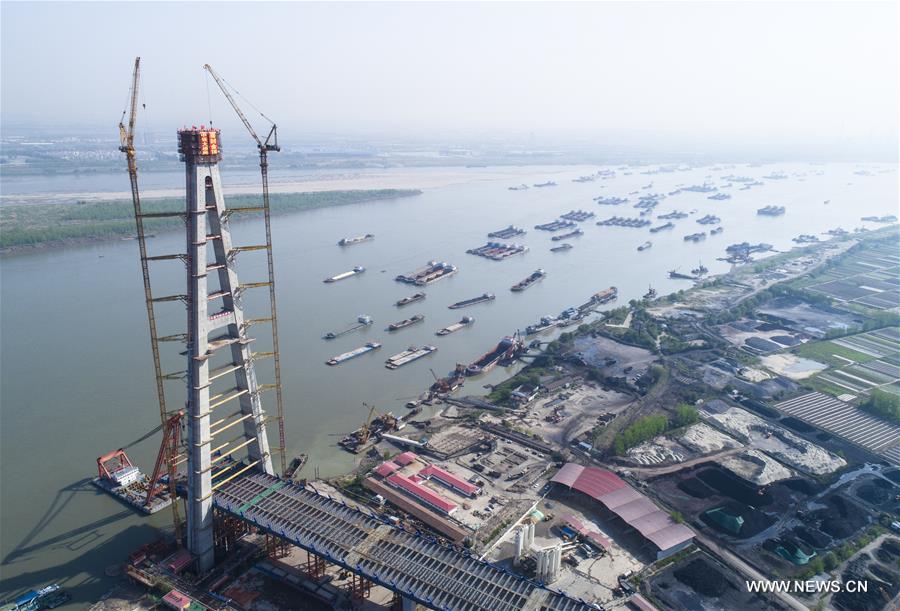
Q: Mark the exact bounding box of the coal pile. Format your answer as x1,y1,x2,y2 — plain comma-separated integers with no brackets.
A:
780,416,814,433
702,502,776,538
792,526,832,550
884,469,900,484
697,466,773,506
856,478,896,506
833,559,898,611
778,477,823,496
815,494,870,540
673,559,732,597
678,477,716,499
876,539,900,566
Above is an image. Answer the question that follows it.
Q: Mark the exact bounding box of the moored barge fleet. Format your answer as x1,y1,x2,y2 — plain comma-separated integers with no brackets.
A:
511,269,546,292
465,333,526,376
758,205,786,216
466,242,528,260
437,316,475,335
535,219,577,232
396,261,458,286
487,225,527,239
327,341,382,365
324,266,365,283
560,210,595,222
448,293,495,309
385,345,438,369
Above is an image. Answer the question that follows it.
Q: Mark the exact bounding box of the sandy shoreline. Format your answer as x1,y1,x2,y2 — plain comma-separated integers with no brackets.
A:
0,165,587,206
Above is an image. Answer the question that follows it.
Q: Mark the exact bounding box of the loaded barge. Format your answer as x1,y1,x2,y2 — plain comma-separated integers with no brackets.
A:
488,225,526,239
448,293,495,309
386,345,438,369
388,314,425,331
650,221,675,233
396,292,426,307
437,316,474,335
465,334,526,376
560,210,595,222
467,242,528,260
511,269,546,292
535,220,577,232
396,261,458,286
338,234,374,246
526,315,558,335
324,266,365,283
327,341,382,365
551,243,573,252
324,314,373,340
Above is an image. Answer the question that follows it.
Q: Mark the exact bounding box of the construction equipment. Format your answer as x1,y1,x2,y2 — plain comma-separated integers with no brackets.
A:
145,411,184,508
118,57,183,542
203,63,286,476
359,402,377,445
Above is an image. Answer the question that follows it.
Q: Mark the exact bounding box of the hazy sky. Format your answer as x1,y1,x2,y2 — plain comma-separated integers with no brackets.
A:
1,1,898,157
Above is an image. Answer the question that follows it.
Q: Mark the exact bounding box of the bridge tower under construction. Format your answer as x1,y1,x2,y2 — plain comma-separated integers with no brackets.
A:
178,127,275,570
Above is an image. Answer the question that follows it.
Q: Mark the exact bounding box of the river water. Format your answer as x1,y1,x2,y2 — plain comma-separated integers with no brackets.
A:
0,162,896,604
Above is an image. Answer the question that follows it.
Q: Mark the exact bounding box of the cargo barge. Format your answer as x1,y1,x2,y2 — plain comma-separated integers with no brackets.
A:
488,225,527,239
388,314,425,331
396,292,426,307
551,229,584,241
338,234,374,246
448,293,495,309
560,210,595,222
511,269,546,292
708,193,731,201
594,196,628,205
535,220,577,232
323,314,373,340
396,261,457,286
668,269,694,280
550,243,573,252
684,232,706,242
326,341,382,365
710,226,724,235
324,266,365,283
466,242,528,260
285,454,308,478
696,214,721,225
534,181,557,187
637,241,652,251
429,364,467,396
465,334,526,376
583,286,618,308
436,316,475,335
597,216,651,228
758,205,786,216
650,221,675,233
526,315,558,335
658,210,688,220
386,345,438,369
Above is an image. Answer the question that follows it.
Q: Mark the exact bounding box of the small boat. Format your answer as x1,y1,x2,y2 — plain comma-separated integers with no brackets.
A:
338,234,374,246
551,243,573,252
710,226,724,235
323,314,373,340
644,286,657,299
388,314,425,331
637,241,652,251
285,454,308,478
396,292,426,307
668,269,693,280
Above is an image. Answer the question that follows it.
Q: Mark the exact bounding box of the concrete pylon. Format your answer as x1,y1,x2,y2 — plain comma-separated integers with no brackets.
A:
179,127,274,571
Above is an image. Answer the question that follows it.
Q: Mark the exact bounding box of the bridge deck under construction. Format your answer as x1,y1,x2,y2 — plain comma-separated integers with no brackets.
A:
213,472,594,611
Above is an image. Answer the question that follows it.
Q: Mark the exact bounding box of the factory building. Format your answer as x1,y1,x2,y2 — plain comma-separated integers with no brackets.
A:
386,473,458,515
419,464,479,497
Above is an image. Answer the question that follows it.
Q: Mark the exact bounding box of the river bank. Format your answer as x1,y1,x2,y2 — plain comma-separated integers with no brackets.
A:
0,189,421,253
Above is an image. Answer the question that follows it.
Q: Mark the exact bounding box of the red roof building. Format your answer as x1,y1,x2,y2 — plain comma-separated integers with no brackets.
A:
551,464,693,559
420,465,479,497
386,473,458,515
375,461,401,477
394,451,418,466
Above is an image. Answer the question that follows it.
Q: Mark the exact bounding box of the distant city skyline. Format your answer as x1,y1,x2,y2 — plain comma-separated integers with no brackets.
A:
1,1,898,160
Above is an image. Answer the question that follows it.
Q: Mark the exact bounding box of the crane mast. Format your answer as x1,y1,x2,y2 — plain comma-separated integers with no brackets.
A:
118,56,183,544
203,64,287,476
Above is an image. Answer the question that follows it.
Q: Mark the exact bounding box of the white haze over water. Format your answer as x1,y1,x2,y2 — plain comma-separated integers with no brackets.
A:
1,1,898,160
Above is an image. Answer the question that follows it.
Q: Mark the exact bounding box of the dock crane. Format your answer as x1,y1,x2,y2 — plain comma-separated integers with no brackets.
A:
203,64,287,475
359,403,378,445
118,57,183,544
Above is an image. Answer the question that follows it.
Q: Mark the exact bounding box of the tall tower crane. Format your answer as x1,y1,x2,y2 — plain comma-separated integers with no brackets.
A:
203,64,287,475
118,57,183,544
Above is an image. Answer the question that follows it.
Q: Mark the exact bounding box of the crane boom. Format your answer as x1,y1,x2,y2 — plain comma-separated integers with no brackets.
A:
117,57,183,544
203,63,287,476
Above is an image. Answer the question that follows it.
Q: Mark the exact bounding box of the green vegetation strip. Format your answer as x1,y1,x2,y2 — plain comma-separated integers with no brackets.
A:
0,189,421,249
237,480,286,514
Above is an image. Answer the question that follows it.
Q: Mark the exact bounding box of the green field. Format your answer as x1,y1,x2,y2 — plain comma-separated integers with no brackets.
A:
794,340,878,367
0,189,421,250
